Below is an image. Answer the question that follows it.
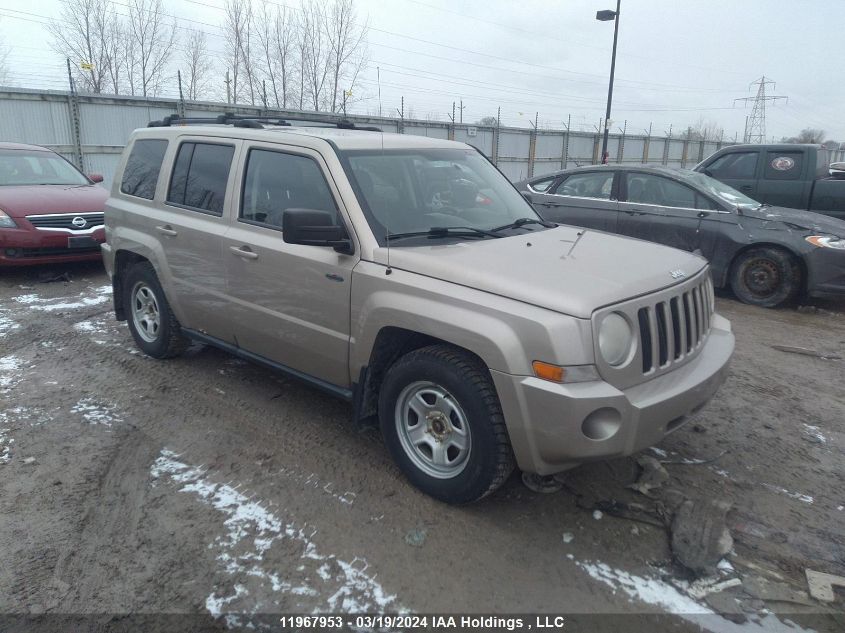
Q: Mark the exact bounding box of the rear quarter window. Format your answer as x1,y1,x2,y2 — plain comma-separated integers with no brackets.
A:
120,139,168,200
166,142,235,215
764,151,803,181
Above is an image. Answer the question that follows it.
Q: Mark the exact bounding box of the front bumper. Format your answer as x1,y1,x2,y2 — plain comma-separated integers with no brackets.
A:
492,314,734,475
0,226,105,266
805,247,845,298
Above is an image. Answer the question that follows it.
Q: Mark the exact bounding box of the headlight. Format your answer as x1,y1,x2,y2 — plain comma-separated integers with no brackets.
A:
0,209,16,228
598,312,634,366
806,235,845,250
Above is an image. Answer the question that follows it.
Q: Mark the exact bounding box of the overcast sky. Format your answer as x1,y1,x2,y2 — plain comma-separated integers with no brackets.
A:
1,0,842,140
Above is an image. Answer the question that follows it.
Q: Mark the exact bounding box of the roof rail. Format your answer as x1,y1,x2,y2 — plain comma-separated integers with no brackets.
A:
147,112,381,132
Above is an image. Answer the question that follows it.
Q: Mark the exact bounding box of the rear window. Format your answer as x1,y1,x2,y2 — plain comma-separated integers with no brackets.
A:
120,139,167,199
167,142,235,215
764,151,803,181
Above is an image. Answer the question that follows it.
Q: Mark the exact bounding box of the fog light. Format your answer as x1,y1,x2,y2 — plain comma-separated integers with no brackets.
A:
581,407,622,441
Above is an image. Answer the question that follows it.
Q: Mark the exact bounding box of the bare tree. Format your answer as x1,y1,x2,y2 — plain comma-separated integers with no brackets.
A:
782,128,825,144
183,29,213,101
224,0,257,104
125,0,177,97
298,0,330,110
685,117,724,142
324,0,368,113
477,116,498,126
256,2,298,108
48,0,119,93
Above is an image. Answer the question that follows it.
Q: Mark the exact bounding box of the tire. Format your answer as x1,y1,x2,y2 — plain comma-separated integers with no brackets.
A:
123,261,189,358
729,247,801,308
378,344,515,504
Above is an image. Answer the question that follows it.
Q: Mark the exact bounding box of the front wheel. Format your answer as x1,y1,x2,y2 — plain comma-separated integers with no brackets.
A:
729,247,801,308
378,345,515,504
123,262,189,358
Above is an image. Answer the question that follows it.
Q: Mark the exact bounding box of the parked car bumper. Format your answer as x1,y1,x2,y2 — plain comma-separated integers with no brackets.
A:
491,314,734,475
805,248,845,298
0,226,105,266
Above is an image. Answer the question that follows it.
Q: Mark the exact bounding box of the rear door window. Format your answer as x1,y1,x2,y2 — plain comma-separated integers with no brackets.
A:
167,142,235,215
764,151,803,181
625,173,697,208
240,148,339,229
120,139,168,200
706,151,758,179
553,171,614,199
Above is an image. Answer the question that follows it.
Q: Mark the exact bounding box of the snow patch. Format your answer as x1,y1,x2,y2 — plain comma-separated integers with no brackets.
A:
15,285,112,312
761,483,814,504
0,355,23,391
71,398,123,427
802,424,827,444
150,450,398,620
576,559,817,633
0,426,12,464
0,312,20,338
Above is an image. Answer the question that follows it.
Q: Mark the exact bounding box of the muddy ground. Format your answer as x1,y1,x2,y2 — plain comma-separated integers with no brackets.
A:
0,261,843,632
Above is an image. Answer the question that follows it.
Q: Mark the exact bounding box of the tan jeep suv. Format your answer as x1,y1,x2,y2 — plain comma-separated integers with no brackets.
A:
102,115,734,504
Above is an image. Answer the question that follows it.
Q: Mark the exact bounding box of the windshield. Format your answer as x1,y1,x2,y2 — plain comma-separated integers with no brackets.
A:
679,170,761,210
340,147,542,244
0,149,89,186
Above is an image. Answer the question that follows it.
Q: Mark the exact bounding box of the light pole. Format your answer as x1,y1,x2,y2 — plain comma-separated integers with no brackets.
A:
596,0,621,164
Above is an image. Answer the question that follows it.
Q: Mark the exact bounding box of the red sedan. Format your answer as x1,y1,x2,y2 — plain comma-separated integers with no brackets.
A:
0,142,109,266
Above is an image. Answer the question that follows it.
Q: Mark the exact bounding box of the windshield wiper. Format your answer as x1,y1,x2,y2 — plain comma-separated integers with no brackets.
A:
386,226,504,241
492,217,556,232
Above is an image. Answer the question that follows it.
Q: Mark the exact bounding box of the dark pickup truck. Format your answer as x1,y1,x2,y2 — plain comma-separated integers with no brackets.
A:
695,144,845,221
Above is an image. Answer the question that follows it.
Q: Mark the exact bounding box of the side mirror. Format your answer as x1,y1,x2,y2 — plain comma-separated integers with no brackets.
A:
282,208,353,254
521,191,533,204
88,173,104,183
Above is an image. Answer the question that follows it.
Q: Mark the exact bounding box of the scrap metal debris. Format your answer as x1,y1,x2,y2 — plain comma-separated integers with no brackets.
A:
404,528,427,548
671,499,734,576
626,455,669,497
805,569,845,602
521,472,563,494
742,575,815,606
771,344,842,361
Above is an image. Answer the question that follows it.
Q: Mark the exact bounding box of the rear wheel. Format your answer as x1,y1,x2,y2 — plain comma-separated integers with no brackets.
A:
123,262,189,358
729,247,800,308
378,345,514,504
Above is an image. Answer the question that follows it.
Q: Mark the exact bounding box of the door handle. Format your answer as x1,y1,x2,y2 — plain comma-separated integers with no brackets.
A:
156,225,177,236
229,245,258,260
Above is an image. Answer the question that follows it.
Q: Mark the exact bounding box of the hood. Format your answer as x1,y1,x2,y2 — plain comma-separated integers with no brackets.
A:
741,205,845,237
0,184,108,217
377,226,707,318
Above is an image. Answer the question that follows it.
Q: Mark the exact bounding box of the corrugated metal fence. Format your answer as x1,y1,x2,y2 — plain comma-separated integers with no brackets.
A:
1,88,842,188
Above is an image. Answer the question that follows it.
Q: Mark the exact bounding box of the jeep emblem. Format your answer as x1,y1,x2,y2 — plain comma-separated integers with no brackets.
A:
71,216,88,228
670,269,686,279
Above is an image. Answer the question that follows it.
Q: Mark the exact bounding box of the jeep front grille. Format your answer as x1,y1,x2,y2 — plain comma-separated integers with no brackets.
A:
636,275,713,374
591,268,715,390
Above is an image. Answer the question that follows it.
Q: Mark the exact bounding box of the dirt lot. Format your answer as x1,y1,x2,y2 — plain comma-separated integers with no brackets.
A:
1,261,843,632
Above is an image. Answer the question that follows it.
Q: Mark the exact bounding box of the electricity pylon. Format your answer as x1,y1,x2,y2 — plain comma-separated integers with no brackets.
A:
734,76,787,144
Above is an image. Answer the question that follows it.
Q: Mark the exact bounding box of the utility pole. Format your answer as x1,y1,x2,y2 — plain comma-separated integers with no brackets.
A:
458,99,465,124
177,70,186,118
65,58,83,170
225,70,232,105
734,76,787,144
377,66,382,117
262,79,267,110
597,0,621,164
